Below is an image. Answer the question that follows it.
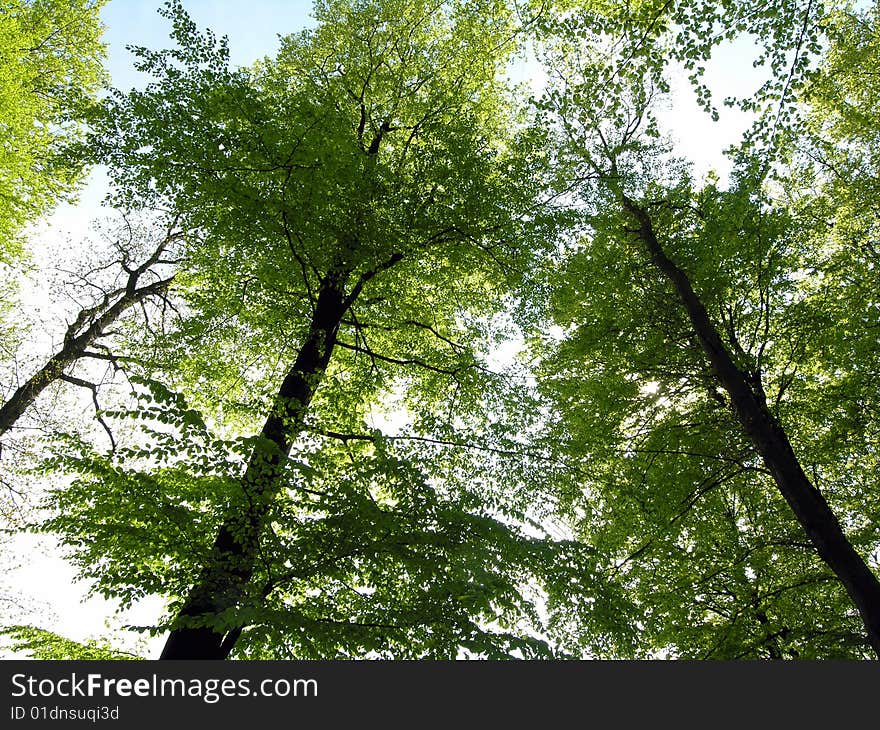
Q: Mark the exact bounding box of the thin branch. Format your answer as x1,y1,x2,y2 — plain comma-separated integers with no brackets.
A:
58,374,116,451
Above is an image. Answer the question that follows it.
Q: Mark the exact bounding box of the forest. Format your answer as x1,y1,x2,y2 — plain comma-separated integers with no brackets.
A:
1,0,879,660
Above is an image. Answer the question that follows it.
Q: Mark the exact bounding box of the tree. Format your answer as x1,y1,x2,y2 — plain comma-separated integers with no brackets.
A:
531,0,880,657
36,0,589,660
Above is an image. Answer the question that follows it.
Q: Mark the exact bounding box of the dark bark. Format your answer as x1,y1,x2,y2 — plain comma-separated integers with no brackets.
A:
0,277,172,437
622,196,880,658
159,269,351,660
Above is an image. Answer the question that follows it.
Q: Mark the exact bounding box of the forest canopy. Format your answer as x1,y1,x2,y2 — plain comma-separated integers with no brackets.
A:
1,0,879,660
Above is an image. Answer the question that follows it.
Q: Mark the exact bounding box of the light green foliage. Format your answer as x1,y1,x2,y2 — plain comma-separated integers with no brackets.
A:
0,0,107,262
772,4,880,601
0,625,139,659
92,0,558,425
40,377,601,658
534,0,826,164
781,4,880,470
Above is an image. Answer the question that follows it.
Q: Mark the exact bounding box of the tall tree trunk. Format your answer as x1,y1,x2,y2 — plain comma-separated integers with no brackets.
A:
159,270,350,660
622,196,880,658
0,277,171,437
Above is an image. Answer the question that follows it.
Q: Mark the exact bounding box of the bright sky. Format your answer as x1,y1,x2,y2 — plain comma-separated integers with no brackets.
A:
3,0,764,659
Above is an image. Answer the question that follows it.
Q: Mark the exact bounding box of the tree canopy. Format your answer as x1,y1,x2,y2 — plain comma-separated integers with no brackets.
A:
1,0,879,661
0,0,107,262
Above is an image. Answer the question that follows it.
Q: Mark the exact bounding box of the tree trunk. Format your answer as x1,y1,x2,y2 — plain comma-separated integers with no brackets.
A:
159,271,350,660
622,196,880,658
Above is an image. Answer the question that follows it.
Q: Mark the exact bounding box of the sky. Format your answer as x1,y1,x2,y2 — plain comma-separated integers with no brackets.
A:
3,0,765,659
101,0,316,90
